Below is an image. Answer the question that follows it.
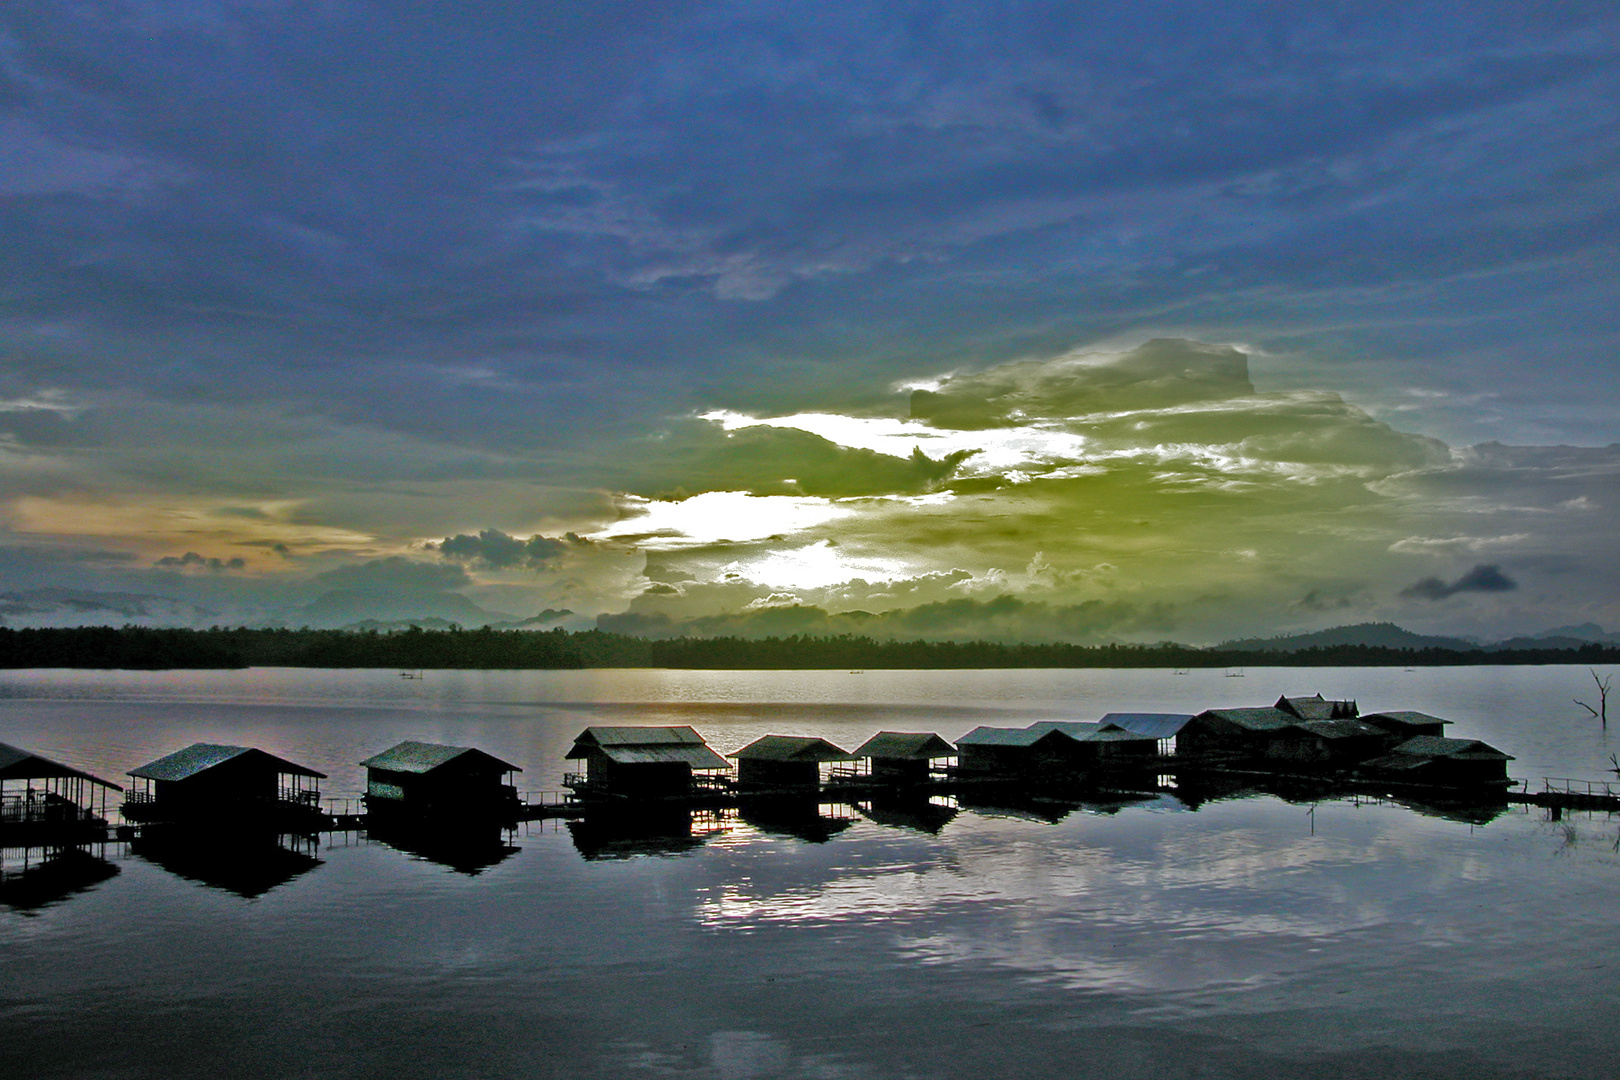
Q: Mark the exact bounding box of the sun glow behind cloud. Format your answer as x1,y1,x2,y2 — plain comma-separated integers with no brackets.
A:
589,490,854,548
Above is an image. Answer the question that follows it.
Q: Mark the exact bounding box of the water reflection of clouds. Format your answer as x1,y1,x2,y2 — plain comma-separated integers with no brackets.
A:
686,800,1517,997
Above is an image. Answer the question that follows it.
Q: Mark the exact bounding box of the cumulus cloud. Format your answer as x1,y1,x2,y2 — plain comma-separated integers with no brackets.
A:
431,528,587,570
154,551,247,572
1399,563,1518,601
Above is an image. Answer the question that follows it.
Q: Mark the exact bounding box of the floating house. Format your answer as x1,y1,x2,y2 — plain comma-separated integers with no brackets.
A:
1026,721,1160,767
1098,713,1194,756
954,726,1079,776
1359,711,1451,743
1256,718,1388,766
850,732,957,786
730,735,852,792
1275,694,1359,721
1359,736,1514,787
565,726,730,799
0,742,122,840
1177,707,1300,760
360,741,521,820
123,744,326,829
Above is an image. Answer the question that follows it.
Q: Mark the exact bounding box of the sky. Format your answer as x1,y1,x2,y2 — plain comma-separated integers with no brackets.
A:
0,1,1616,644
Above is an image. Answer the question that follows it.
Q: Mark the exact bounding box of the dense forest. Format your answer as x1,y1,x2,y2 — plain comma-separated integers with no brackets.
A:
0,625,1616,670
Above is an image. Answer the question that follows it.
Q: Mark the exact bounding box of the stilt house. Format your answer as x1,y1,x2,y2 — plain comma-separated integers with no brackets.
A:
729,735,852,792
850,732,956,786
124,744,325,828
565,726,730,799
360,741,521,819
1256,718,1388,766
0,743,123,840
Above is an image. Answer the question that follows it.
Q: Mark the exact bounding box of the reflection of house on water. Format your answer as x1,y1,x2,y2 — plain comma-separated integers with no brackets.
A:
123,744,327,831
856,793,959,835
0,845,119,911
567,806,732,860
737,796,853,843
1,742,126,911
366,818,520,875
129,826,323,899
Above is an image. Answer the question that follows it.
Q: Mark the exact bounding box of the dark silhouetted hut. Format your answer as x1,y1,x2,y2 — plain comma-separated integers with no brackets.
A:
955,726,1080,776
729,735,852,792
1258,718,1387,767
851,732,956,786
1359,711,1451,744
124,744,325,828
360,741,521,820
0,743,122,840
565,726,730,799
1098,713,1194,756
1359,736,1514,787
1178,708,1299,760
1027,721,1160,768
1275,694,1358,721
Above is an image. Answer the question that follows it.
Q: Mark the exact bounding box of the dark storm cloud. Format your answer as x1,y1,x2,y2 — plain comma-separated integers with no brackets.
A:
432,528,586,570
0,1,1614,456
1400,563,1518,601
153,551,245,572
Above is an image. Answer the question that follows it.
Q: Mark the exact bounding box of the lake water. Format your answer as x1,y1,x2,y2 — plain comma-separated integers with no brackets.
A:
3,664,1620,1079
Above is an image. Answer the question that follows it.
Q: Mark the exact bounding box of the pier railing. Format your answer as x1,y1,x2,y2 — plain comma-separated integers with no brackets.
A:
1541,777,1620,800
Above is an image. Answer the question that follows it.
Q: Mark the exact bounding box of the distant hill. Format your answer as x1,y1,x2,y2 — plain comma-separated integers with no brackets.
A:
1219,622,1483,652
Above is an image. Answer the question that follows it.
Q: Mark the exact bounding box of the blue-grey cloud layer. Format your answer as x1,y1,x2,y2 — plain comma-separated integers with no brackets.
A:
2,1,1616,456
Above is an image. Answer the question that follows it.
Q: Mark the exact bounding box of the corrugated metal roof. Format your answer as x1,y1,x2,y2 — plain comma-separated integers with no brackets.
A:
1099,713,1193,738
1276,695,1357,721
573,726,706,747
130,744,326,782
728,735,852,763
0,742,123,790
359,740,519,774
1196,707,1298,731
591,744,731,769
1391,736,1513,761
956,726,1050,748
853,732,956,760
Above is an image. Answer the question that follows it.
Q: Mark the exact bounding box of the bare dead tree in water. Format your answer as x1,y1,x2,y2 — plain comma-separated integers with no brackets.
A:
1575,668,1612,728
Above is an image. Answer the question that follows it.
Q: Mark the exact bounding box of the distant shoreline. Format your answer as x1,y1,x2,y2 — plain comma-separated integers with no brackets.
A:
0,625,1615,671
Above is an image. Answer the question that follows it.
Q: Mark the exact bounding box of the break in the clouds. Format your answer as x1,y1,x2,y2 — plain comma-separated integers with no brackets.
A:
0,5,1615,638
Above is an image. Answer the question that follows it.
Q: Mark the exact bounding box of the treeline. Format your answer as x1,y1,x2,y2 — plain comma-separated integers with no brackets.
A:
1,625,1618,670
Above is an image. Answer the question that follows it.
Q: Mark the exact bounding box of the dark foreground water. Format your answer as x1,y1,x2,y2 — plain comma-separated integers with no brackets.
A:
3,665,1620,1080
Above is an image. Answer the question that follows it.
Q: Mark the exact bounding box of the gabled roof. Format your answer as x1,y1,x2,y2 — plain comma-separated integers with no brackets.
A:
851,732,956,760
0,742,123,791
1098,713,1194,739
1361,711,1451,729
1276,694,1357,720
130,744,326,782
1390,735,1513,761
571,726,707,748
360,740,520,774
1026,721,1104,740
728,735,852,763
956,726,1055,748
1193,707,1298,732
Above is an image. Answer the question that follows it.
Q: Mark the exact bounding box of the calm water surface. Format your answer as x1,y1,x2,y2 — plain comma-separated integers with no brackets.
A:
3,665,1619,1079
